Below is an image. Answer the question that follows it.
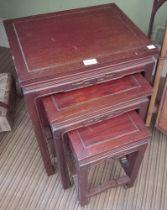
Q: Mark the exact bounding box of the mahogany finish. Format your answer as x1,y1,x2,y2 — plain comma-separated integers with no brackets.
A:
43,74,152,128
67,111,151,206
5,4,158,87
42,73,152,187
4,3,159,187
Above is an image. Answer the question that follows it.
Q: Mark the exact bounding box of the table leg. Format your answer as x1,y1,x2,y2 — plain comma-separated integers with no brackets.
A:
125,143,148,187
24,93,55,175
53,131,71,189
143,62,157,84
138,99,149,122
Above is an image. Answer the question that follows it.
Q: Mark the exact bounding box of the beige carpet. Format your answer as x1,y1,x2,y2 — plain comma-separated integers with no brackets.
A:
0,99,167,210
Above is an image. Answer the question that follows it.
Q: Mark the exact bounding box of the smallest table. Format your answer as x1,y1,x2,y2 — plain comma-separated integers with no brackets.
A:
67,111,151,206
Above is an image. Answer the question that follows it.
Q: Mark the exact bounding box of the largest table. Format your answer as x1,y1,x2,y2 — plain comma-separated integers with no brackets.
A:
4,4,159,187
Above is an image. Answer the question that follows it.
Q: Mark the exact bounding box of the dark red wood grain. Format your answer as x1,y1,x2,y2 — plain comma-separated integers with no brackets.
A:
4,4,159,87
67,111,150,205
42,73,151,189
4,3,159,185
42,74,152,128
68,111,151,163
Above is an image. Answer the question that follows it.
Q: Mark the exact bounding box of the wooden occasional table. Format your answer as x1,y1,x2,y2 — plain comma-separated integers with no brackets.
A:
4,4,159,188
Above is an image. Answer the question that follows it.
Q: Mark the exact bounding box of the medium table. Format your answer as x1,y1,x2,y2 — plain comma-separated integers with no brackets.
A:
4,4,159,188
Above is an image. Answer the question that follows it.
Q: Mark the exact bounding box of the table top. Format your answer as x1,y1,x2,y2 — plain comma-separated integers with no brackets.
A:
5,3,159,88
42,73,152,130
68,111,151,162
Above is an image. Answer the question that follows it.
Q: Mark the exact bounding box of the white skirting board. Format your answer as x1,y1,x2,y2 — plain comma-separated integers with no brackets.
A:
0,19,9,48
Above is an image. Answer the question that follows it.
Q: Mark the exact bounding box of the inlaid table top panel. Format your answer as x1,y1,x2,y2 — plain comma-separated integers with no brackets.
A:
68,111,151,162
42,73,152,130
4,4,159,87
